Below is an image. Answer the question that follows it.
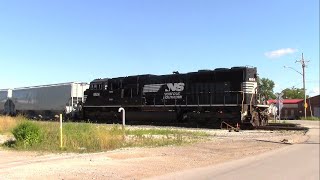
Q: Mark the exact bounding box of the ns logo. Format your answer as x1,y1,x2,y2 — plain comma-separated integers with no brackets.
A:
165,83,185,92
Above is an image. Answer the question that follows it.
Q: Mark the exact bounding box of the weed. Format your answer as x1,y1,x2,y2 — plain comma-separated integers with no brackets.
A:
12,121,43,148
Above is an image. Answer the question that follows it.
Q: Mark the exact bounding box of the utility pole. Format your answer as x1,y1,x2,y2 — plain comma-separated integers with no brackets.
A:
296,53,308,119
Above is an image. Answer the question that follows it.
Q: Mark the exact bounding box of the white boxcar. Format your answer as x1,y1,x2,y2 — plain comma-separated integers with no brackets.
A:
11,82,89,119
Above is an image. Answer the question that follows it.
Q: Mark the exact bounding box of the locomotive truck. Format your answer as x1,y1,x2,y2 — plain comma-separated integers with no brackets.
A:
83,66,269,128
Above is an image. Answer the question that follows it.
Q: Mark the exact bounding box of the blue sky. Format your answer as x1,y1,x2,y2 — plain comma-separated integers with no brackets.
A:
0,0,319,96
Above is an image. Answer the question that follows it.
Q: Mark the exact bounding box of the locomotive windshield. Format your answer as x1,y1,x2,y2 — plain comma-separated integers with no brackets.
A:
89,78,108,90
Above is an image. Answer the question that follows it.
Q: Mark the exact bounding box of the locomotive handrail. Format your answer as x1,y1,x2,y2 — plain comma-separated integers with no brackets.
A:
118,107,125,129
242,91,245,114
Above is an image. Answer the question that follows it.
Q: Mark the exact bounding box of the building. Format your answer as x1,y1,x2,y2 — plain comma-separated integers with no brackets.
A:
304,95,320,117
268,95,320,119
267,99,303,120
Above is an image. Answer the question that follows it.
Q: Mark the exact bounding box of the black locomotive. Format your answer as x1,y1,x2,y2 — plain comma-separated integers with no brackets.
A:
83,66,269,128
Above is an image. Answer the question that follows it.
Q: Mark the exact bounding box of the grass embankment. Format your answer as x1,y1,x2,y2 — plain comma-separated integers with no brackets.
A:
300,116,320,121
0,116,209,153
0,115,25,134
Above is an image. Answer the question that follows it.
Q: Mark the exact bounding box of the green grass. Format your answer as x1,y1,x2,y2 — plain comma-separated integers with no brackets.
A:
300,116,320,121
1,117,210,153
124,128,209,147
125,128,208,137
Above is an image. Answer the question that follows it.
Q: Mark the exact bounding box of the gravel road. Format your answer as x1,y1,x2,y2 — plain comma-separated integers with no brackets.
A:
0,122,310,179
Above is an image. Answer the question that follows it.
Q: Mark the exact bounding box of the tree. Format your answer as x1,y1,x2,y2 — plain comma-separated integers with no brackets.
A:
258,78,276,103
282,87,305,99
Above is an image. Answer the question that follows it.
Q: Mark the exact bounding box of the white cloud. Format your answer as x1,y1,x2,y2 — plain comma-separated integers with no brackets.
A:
264,48,297,58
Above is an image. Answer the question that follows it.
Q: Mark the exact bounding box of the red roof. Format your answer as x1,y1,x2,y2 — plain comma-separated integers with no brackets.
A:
267,99,303,104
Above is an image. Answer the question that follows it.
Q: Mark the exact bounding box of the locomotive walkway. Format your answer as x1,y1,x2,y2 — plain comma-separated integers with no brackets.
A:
150,120,320,180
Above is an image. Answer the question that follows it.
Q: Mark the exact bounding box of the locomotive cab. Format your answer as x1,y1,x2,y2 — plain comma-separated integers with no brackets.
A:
84,78,109,105
89,78,109,91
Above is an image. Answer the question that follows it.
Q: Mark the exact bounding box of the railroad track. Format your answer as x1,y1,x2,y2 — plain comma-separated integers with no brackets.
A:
108,121,310,131
255,124,309,131
266,122,301,127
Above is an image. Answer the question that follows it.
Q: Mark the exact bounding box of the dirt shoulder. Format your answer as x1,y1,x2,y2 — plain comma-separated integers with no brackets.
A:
0,126,309,180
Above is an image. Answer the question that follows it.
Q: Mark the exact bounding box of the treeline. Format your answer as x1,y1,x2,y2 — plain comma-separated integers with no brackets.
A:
258,78,305,103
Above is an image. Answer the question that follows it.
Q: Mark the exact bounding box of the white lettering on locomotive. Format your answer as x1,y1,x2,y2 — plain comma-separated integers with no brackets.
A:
163,83,185,99
93,93,100,97
249,78,256,82
165,83,185,92
164,92,183,99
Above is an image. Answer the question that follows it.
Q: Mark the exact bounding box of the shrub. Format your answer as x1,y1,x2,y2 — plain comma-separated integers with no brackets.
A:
12,121,43,148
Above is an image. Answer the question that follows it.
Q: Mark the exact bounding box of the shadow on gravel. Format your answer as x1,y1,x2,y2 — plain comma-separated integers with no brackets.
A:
254,139,293,145
255,139,320,145
295,142,320,145
3,140,16,148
